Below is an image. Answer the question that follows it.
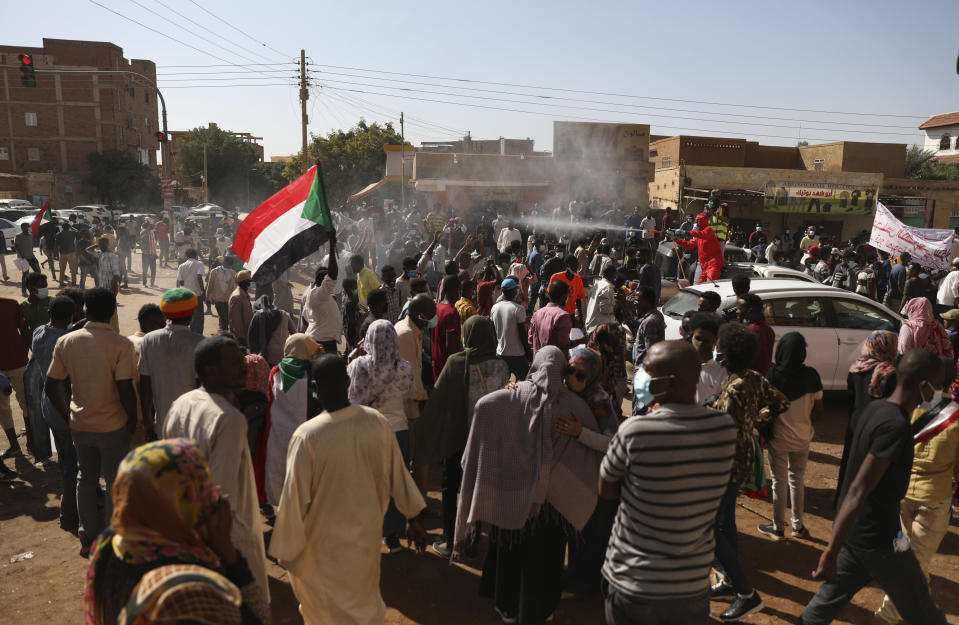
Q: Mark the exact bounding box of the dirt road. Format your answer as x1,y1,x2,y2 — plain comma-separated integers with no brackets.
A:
1,250,957,624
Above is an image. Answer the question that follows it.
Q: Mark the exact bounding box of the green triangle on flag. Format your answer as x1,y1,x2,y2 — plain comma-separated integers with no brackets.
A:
300,163,334,231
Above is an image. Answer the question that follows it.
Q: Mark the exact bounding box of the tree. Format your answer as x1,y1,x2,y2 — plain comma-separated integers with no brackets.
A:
906,145,938,178
175,125,261,207
245,161,288,211
797,140,809,146
283,119,403,206
86,150,160,208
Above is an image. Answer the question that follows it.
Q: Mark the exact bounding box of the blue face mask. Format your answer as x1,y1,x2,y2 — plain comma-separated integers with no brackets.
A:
633,368,656,411
407,270,416,279
427,314,438,329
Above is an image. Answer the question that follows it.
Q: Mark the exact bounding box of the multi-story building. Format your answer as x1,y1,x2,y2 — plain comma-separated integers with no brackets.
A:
0,38,159,206
919,111,959,164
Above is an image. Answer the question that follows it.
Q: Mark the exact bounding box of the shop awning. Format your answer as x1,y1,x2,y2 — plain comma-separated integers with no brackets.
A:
347,177,391,203
413,179,550,193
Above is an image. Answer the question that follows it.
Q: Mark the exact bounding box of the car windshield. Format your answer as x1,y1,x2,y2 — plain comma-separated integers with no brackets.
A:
661,290,701,319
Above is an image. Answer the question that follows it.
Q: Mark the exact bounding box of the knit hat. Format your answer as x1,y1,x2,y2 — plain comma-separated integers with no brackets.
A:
501,277,519,290
160,287,198,319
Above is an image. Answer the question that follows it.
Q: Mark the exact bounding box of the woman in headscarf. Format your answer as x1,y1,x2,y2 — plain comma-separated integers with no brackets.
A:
254,334,323,506
587,323,628,416
899,297,954,358
761,332,823,541
555,347,619,597
416,315,510,558
347,319,414,552
847,330,898,429
84,439,269,625
456,346,603,625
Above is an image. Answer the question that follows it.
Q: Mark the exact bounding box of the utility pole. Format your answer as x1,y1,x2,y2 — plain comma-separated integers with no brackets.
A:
202,143,209,203
400,112,405,212
300,49,308,171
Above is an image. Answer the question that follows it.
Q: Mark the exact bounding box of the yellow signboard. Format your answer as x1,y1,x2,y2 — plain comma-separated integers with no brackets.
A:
763,181,878,215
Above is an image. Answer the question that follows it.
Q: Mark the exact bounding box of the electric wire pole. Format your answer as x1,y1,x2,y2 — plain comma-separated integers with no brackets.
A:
300,50,308,171
400,112,405,211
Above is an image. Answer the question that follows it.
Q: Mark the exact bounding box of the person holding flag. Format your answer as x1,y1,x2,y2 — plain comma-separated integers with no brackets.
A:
14,223,41,297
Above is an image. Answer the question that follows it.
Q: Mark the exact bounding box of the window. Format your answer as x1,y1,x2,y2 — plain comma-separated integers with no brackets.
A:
0,147,8,160
24,112,38,127
661,155,672,168
829,298,898,331
940,134,952,151
144,92,149,104
763,297,828,328
813,158,825,171
145,117,151,131
26,147,40,161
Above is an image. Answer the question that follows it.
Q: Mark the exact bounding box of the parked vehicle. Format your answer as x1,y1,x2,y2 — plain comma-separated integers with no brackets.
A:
70,204,112,221
660,278,902,390
0,218,18,248
0,199,37,211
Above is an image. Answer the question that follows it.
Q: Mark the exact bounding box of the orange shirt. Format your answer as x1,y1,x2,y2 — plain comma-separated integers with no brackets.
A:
548,271,585,316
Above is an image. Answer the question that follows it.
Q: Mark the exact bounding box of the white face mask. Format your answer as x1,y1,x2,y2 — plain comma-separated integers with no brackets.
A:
37,287,49,298
919,380,943,414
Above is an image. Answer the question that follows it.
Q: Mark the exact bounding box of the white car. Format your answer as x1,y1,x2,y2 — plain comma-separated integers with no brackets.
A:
0,218,18,248
723,262,819,283
660,279,902,390
71,204,112,221
0,199,37,211
56,209,94,224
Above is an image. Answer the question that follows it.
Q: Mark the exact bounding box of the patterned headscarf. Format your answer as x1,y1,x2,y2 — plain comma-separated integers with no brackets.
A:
849,330,898,398
568,347,609,408
85,439,222,625
347,319,413,408
117,564,242,625
587,324,626,400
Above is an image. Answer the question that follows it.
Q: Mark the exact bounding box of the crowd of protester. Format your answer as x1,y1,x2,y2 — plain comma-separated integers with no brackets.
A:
0,199,957,625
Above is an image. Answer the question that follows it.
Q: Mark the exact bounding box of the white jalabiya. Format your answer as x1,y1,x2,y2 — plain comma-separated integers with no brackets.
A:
270,404,425,625
264,368,309,505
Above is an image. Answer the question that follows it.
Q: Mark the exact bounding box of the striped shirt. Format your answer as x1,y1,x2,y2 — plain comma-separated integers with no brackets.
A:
601,403,736,599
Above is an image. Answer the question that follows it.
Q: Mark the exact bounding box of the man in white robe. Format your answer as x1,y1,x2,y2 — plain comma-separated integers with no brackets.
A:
270,354,427,625
162,335,269,600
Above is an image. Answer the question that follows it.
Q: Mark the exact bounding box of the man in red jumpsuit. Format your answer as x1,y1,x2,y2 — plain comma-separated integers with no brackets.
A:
674,213,723,283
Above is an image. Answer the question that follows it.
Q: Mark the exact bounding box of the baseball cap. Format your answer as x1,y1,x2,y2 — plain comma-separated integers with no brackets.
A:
501,277,519,290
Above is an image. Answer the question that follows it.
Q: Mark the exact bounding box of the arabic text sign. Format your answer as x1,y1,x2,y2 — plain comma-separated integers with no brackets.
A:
869,202,954,271
763,181,877,214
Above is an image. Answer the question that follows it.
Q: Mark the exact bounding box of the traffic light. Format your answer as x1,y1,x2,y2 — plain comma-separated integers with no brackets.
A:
18,54,36,88
155,131,167,142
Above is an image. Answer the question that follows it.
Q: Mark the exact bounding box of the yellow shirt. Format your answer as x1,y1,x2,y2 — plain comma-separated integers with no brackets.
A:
47,321,136,432
356,267,381,305
906,406,959,502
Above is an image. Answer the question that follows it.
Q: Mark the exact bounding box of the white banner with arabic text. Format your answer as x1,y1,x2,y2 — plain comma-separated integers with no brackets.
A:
869,202,954,271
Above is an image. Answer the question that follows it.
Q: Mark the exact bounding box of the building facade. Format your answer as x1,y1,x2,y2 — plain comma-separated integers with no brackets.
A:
166,122,264,184
0,38,159,206
919,111,959,165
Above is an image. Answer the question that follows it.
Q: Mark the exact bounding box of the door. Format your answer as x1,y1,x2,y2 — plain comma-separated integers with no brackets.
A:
827,297,901,389
762,296,841,389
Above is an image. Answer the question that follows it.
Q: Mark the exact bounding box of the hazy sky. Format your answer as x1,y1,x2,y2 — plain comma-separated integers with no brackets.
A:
4,0,957,157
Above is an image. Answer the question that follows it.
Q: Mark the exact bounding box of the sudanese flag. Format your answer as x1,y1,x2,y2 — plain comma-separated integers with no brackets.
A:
30,201,52,239
233,163,334,285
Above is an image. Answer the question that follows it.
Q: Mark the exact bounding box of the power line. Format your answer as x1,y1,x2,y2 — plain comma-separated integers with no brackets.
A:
161,83,296,89
323,86,466,136
127,0,271,72
156,62,294,68
186,0,293,60
323,89,462,139
152,0,288,65
86,0,254,68
319,83,875,143
156,70,296,76
157,76,299,82
314,63,926,120
315,70,919,130
317,79,923,138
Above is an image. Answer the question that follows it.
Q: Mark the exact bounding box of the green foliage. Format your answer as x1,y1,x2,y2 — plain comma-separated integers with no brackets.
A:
796,140,809,146
905,145,938,178
905,145,959,180
175,125,261,207
86,150,160,208
283,119,403,205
